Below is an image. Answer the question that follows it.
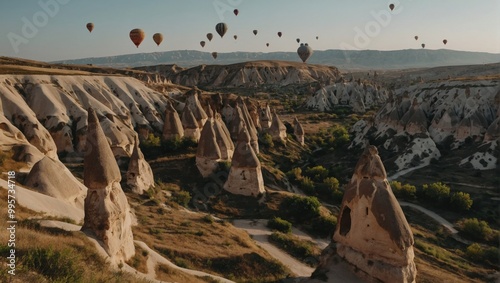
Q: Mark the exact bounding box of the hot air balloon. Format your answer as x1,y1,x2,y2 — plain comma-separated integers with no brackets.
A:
212,52,217,59
277,32,282,38
443,39,447,45
207,33,213,41
316,36,319,40
215,22,228,38
421,43,425,48
129,28,145,48
414,35,418,40
86,23,94,33
296,38,300,43
234,35,237,40
234,9,239,16
389,4,395,11
153,33,163,46
297,43,313,63
200,41,206,48
266,43,269,47
253,29,258,35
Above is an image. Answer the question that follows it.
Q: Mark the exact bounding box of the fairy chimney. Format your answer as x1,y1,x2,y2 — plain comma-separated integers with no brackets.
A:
214,112,235,160
196,118,222,178
237,97,259,154
81,107,135,264
333,145,416,283
162,100,184,141
259,103,272,129
181,106,201,142
269,111,287,143
293,117,305,146
126,138,155,194
185,87,208,128
223,126,265,197
245,97,261,130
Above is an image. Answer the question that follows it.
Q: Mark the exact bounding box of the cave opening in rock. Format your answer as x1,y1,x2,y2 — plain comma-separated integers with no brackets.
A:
339,206,352,236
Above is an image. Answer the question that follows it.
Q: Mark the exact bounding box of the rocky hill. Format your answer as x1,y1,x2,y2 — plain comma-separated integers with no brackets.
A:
350,77,500,174
136,60,341,89
54,49,500,70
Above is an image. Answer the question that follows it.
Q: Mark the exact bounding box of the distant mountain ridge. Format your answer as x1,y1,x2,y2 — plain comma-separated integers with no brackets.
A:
53,49,500,70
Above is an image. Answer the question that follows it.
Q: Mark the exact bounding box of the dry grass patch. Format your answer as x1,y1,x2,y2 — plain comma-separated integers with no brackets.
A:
156,263,215,283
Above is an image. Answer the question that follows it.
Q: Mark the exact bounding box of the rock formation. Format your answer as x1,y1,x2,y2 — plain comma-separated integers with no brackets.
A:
196,118,222,178
293,117,305,146
332,145,416,283
126,138,155,194
236,97,259,154
81,107,135,263
259,103,272,130
24,156,87,209
245,97,261,130
214,112,235,160
223,126,265,197
185,87,208,128
162,100,184,141
269,111,287,143
181,106,201,142
221,99,235,124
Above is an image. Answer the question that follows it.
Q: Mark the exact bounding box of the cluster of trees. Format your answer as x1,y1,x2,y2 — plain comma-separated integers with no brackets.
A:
287,165,343,204
389,181,473,211
140,134,198,157
306,124,350,152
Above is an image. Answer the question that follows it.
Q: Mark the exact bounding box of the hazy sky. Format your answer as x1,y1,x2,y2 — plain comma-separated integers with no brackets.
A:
1,0,499,62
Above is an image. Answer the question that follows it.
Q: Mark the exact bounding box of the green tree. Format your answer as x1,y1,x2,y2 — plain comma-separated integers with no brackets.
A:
305,166,329,182
449,192,473,211
422,182,450,203
458,218,493,241
281,195,321,222
267,217,292,234
323,177,340,191
300,177,315,195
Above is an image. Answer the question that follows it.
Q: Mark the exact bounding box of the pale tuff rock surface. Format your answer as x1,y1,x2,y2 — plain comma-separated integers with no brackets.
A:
245,97,261,130
214,113,235,160
259,103,272,130
163,60,341,88
221,101,235,124
162,100,184,141
196,118,222,178
306,82,388,113
293,117,305,146
351,80,500,171
185,87,208,128
269,111,287,143
224,127,265,197
0,75,180,159
24,156,87,209
82,108,135,263
236,96,259,154
126,139,155,195
332,146,416,283
181,106,201,141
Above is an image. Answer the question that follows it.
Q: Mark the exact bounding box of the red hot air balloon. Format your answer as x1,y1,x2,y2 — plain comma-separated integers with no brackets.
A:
443,39,448,45
207,33,213,41
200,41,206,48
253,29,258,35
233,9,239,16
215,22,228,38
129,28,145,48
86,23,94,33
153,33,163,46
389,4,395,11
277,31,282,38
211,52,217,59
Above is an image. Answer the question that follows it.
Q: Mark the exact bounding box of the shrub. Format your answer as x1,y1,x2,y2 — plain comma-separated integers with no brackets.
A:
269,232,318,265
421,182,450,203
465,243,499,265
311,215,337,238
323,177,339,191
457,218,493,241
281,195,321,222
286,167,303,182
300,177,315,195
305,166,329,182
142,133,161,148
171,191,191,207
449,192,473,211
267,217,292,233
390,181,417,200
260,133,274,147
